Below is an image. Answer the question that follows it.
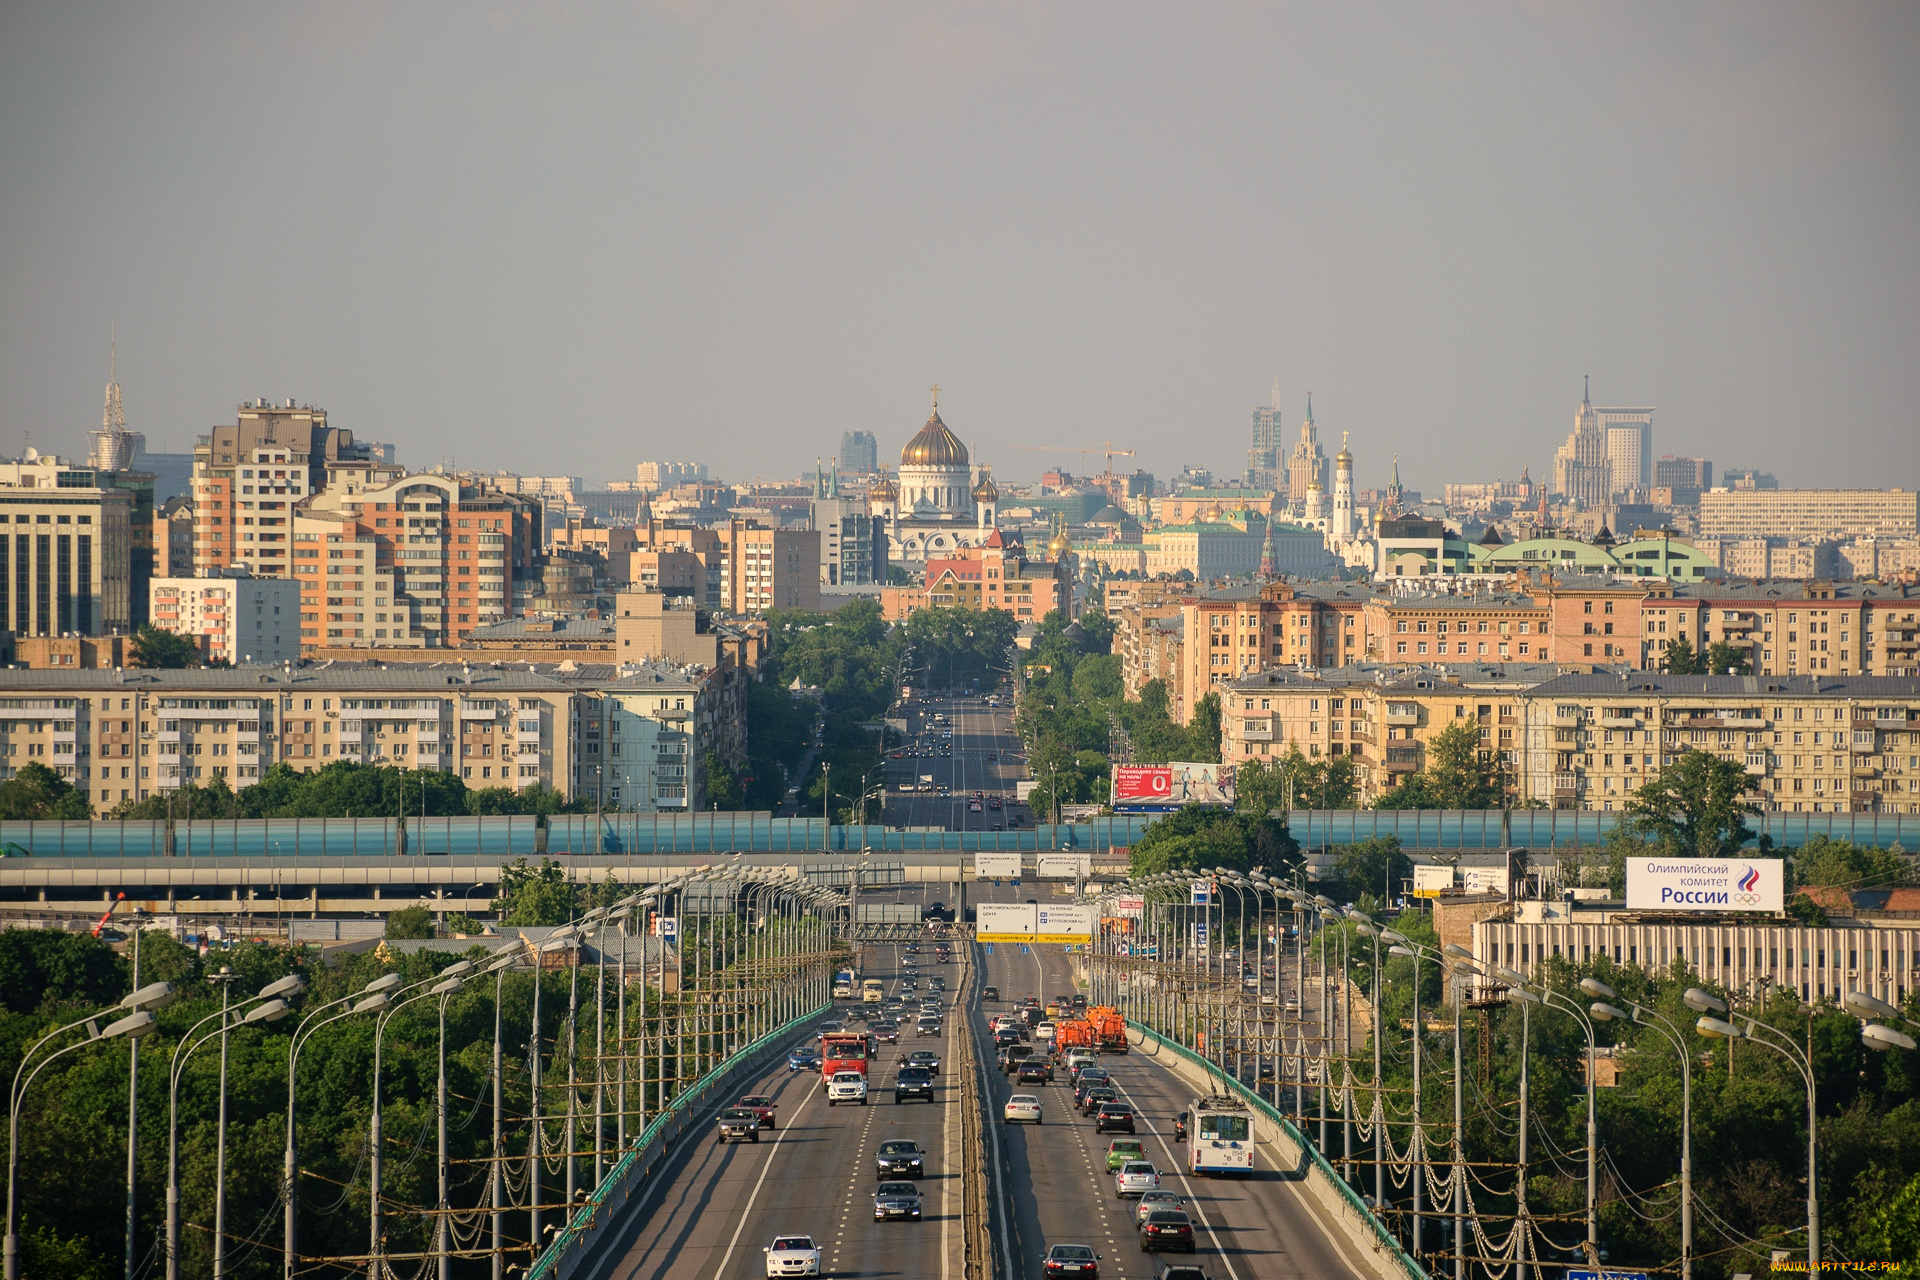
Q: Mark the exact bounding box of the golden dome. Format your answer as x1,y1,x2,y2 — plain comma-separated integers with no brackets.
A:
870,472,898,501
971,472,998,501
1306,479,1323,491
1048,527,1072,556
901,409,969,467
1336,430,1353,467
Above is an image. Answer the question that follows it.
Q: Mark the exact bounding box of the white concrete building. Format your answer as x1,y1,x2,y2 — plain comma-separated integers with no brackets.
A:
149,571,302,665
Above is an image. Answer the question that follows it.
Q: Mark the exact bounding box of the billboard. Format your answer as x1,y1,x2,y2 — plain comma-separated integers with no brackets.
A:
1111,762,1236,809
1412,865,1455,898
1461,866,1508,896
1034,904,1095,943
1038,853,1091,879
975,853,1022,880
1191,878,1215,906
1625,858,1784,914
1113,895,1146,919
975,903,1037,941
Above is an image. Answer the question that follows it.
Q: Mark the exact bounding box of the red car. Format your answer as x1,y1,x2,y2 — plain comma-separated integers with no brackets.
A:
735,1094,777,1130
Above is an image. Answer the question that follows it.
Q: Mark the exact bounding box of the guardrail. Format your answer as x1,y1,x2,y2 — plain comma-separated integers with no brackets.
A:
1131,1023,1429,1280
525,999,830,1280
955,942,995,1279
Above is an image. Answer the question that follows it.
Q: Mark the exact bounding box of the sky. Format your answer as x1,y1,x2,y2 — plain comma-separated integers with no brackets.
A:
2,2,1915,496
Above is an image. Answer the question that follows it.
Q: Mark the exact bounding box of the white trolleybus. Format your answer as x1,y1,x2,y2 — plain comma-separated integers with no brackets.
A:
1186,1095,1255,1176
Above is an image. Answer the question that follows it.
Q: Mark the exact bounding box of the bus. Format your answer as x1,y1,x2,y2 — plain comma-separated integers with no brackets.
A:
1187,1095,1255,1176
861,978,886,1004
820,1032,870,1091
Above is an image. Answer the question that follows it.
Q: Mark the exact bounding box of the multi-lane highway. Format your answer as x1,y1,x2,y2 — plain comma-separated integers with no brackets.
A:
587,882,1377,1280
883,693,1029,832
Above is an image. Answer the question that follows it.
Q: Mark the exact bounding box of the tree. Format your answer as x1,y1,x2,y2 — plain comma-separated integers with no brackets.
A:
703,751,746,810
1702,640,1753,676
0,761,92,820
128,623,201,669
1791,835,1919,891
443,913,485,936
1665,633,1698,675
493,857,577,925
1321,836,1412,906
1126,804,1297,878
1374,721,1496,809
1626,748,1757,858
384,905,436,939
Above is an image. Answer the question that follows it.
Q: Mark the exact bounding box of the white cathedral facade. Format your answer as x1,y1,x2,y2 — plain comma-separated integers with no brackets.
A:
868,389,999,564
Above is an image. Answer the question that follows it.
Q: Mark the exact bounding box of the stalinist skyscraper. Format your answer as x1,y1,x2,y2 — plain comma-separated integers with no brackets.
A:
1285,394,1329,511
1246,378,1284,490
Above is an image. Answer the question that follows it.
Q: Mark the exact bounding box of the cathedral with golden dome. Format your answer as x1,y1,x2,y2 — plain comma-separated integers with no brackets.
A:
867,386,1000,564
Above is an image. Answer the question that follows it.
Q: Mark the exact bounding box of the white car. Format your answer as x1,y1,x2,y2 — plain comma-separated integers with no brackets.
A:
1002,1094,1043,1124
763,1234,822,1277
1115,1160,1162,1198
826,1071,869,1106
1033,1021,1056,1043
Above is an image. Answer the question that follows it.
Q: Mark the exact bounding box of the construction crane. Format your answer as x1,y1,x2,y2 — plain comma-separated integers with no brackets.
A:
1012,441,1138,475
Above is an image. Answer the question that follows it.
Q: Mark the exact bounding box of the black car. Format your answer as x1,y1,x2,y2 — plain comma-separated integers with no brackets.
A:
874,1022,900,1045
1073,1068,1111,1099
715,1108,760,1144
1042,1244,1101,1277
876,1139,925,1180
1001,1044,1035,1074
895,1066,935,1104
1095,1102,1136,1133
1016,1060,1051,1085
906,1049,941,1076
1079,1088,1118,1116
983,985,999,1001
873,1180,923,1221
1140,1209,1195,1253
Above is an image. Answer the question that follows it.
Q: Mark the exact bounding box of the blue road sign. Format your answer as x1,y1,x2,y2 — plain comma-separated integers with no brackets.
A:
1020,944,1030,954
985,944,995,955
1568,1271,1650,1280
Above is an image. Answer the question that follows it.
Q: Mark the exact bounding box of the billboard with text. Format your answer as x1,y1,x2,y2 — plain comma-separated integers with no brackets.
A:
1111,762,1235,809
1626,858,1783,913
1034,903,1095,943
1038,853,1091,879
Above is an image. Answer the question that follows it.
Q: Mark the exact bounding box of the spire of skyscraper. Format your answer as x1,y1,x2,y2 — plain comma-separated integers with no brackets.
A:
1270,376,1281,410
1258,511,1278,576
89,322,138,471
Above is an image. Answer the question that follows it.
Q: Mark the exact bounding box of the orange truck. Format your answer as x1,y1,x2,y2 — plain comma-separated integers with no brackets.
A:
1052,1019,1097,1053
1088,1006,1129,1054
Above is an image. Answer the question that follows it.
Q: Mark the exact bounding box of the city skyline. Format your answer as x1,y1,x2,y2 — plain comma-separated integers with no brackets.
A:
3,4,1915,492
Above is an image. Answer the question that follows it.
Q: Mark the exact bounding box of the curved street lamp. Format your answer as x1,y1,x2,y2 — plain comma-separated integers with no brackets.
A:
6,986,168,1280
1586,976,1693,1280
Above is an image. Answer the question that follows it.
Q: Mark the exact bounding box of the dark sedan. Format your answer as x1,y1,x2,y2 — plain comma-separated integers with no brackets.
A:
1139,1209,1195,1253
876,1139,926,1180
1016,1060,1051,1086
1094,1102,1136,1133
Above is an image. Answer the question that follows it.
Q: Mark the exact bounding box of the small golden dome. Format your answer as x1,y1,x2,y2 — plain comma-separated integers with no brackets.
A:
901,410,969,467
971,472,998,501
1306,479,1323,491
1048,527,1072,556
870,472,898,500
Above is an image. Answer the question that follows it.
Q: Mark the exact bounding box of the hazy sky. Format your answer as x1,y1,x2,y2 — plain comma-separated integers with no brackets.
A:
3,3,1915,495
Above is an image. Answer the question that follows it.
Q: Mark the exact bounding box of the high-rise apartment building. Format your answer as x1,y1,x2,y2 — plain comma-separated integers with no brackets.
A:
1247,381,1284,490
720,520,821,614
0,455,134,638
291,472,541,652
191,400,382,579
838,431,879,476
1698,489,1920,541
1599,407,1654,498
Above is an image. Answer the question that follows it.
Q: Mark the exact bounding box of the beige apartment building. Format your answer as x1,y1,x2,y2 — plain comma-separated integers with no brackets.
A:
0,666,580,809
1215,665,1920,816
719,519,820,614
1646,580,1920,679
1698,488,1920,541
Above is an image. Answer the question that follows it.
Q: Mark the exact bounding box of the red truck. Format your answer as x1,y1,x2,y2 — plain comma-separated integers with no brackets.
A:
820,1032,871,1092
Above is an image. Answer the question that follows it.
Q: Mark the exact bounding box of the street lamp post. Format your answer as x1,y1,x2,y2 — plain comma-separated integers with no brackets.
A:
1588,979,1691,1280
164,972,304,1280
284,973,399,1280
6,984,173,1280
1692,988,1822,1277
369,964,472,1278
483,943,528,1280
1497,963,1601,1266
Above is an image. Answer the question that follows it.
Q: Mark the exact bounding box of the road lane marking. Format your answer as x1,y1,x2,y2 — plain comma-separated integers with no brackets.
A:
713,1059,816,1279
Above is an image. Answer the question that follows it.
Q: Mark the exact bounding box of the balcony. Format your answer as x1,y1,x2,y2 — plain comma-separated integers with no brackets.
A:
1850,738,1878,754
516,744,542,761
337,730,363,744
1384,707,1420,726
1875,714,1912,728
1551,711,1582,728
1599,710,1639,728
1239,718,1273,742
1385,747,1423,773
1553,774,1580,797
461,706,501,721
